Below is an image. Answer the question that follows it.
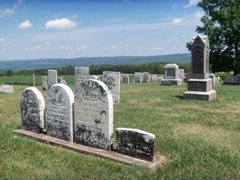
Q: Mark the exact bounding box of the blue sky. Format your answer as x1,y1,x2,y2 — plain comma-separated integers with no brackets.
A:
0,0,203,60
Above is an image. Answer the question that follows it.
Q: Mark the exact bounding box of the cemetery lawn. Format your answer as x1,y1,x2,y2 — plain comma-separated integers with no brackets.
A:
1,83,240,179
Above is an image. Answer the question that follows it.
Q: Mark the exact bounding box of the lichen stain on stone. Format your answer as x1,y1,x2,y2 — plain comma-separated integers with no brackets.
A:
74,124,110,149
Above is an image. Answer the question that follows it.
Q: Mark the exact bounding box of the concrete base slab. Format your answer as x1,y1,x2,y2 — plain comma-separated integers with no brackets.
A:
161,79,182,85
183,90,216,101
14,129,166,171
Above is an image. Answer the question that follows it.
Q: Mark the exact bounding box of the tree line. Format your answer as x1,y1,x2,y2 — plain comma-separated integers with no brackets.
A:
0,62,191,76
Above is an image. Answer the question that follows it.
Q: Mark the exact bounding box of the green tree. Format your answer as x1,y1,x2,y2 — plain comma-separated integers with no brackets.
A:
188,0,240,74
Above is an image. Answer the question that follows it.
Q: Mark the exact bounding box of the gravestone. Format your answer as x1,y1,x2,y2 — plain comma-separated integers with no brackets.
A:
122,76,129,84
134,72,142,83
0,85,14,93
161,64,182,85
151,74,158,82
116,128,156,161
47,70,57,89
223,76,240,85
42,76,48,90
209,73,216,86
20,87,45,133
47,84,74,141
183,36,216,101
90,75,98,80
103,73,120,103
75,66,90,87
179,69,185,82
142,72,150,83
74,79,113,150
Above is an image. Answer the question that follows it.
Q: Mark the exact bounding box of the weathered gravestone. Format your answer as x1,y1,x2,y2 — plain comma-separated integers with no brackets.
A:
47,84,74,141
75,66,90,87
179,69,185,82
74,79,113,150
47,70,57,89
103,73,120,103
116,128,156,161
161,64,182,85
142,72,151,83
42,76,48,90
122,76,129,84
223,76,240,85
0,85,14,93
183,36,216,101
20,87,45,133
209,73,216,86
134,72,142,83
151,74,158,82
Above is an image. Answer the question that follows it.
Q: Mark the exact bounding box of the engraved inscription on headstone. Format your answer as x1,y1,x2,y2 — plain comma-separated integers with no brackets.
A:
164,64,179,79
47,70,57,89
75,66,90,87
47,84,74,141
104,73,120,103
191,36,209,79
116,128,156,161
20,87,45,133
74,79,113,149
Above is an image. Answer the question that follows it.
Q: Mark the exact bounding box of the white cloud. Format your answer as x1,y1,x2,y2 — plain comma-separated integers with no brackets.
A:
45,18,77,30
0,9,15,18
185,0,201,7
193,10,205,18
172,18,184,24
0,0,22,18
18,20,33,29
0,38,6,42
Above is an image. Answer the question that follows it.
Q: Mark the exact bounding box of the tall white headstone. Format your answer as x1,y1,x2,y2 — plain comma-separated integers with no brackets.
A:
20,87,45,133
47,84,74,141
47,70,57,89
74,79,113,150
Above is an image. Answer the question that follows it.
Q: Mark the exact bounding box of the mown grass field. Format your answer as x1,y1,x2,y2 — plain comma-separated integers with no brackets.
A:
1,82,240,179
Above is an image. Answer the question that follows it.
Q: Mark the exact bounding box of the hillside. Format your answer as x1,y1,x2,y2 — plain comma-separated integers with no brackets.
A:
0,53,190,70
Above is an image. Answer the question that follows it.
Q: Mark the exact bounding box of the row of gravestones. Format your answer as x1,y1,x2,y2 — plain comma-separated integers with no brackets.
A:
134,72,158,83
21,79,155,161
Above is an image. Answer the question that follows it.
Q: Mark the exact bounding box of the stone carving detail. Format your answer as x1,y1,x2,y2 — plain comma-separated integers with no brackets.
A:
103,73,120,103
47,84,74,141
74,79,113,149
20,87,45,133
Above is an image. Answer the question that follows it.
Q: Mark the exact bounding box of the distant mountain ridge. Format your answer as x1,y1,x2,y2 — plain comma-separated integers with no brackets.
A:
0,53,191,71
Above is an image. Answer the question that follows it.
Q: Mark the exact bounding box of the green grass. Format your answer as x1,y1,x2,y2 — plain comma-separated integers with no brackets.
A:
1,83,240,179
